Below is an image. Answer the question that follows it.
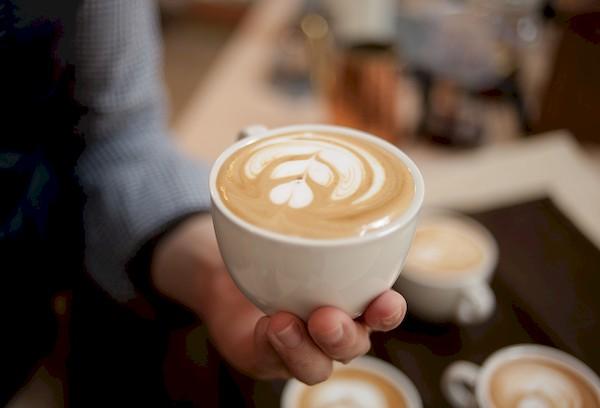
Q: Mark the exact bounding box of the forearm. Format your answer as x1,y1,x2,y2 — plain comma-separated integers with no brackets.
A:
75,0,211,302
150,214,264,372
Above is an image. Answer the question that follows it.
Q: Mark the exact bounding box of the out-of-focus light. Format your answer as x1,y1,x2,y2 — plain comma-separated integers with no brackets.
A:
301,14,329,40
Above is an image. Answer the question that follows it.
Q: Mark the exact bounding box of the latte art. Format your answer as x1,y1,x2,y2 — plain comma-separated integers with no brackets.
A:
404,215,490,281
298,368,408,408
490,358,600,408
217,132,414,238
245,137,385,208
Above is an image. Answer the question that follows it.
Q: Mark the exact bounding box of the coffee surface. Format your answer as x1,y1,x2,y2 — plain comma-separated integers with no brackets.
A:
405,216,487,280
489,357,600,408
217,132,414,238
297,367,408,408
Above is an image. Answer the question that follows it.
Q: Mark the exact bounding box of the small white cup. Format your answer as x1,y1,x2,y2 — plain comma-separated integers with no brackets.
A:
441,344,600,407
393,210,497,325
281,355,423,408
209,124,424,320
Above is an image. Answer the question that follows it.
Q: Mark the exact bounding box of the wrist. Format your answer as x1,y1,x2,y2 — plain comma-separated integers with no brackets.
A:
150,213,220,318
128,212,208,323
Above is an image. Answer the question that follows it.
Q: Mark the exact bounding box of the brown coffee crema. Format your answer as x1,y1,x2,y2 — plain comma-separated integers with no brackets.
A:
489,357,600,408
298,368,408,408
217,132,414,239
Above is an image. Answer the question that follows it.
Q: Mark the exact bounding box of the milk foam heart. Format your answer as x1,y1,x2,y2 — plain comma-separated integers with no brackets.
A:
217,131,414,238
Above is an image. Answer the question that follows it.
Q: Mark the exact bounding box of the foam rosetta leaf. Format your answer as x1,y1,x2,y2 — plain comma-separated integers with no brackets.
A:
268,158,334,208
271,159,333,186
307,161,333,186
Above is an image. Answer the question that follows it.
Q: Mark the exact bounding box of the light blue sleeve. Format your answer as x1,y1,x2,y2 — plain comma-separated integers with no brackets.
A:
75,0,210,301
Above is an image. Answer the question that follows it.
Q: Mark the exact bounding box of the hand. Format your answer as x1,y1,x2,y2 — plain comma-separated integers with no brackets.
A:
254,290,406,384
151,214,407,385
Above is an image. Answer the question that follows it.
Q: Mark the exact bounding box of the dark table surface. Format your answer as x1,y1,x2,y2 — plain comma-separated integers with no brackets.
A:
207,197,600,407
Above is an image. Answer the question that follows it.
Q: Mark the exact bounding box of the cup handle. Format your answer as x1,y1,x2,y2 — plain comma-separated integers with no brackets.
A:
455,283,495,325
441,361,481,408
237,124,269,141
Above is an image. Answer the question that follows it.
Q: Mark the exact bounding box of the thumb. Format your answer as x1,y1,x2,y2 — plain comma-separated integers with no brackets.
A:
252,316,291,380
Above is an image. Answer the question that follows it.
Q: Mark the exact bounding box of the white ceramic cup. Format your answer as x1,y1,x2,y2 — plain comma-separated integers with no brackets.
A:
281,355,423,408
209,124,424,320
442,344,600,408
393,210,497,325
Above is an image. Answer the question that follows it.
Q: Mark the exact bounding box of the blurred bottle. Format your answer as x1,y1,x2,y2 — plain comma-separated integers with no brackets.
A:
301,13,334,99
314,0,403,144
422,78,485,147
398,0,539,147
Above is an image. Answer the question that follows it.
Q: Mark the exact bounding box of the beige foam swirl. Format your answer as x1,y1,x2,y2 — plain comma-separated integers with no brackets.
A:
217,132,414,238
489,358,600,408
298,368,408,408
405,218,486,279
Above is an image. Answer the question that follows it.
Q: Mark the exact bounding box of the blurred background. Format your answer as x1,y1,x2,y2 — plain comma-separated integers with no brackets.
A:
9,0,600,406
160,0,600,155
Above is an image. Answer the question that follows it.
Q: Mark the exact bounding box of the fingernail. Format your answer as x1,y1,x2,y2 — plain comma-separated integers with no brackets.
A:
324,324,344,346
275,321,303,349
381,311,403,328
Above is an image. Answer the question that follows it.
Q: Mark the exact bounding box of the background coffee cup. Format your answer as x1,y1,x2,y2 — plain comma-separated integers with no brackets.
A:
441,344,600,407
209,124,425,320
393,210,497,325
281,355,423,408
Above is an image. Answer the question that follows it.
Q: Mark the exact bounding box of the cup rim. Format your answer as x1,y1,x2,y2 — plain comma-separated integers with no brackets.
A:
398,208,499,288
209,124,425,247
477,344,600,404
281,355,423,408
